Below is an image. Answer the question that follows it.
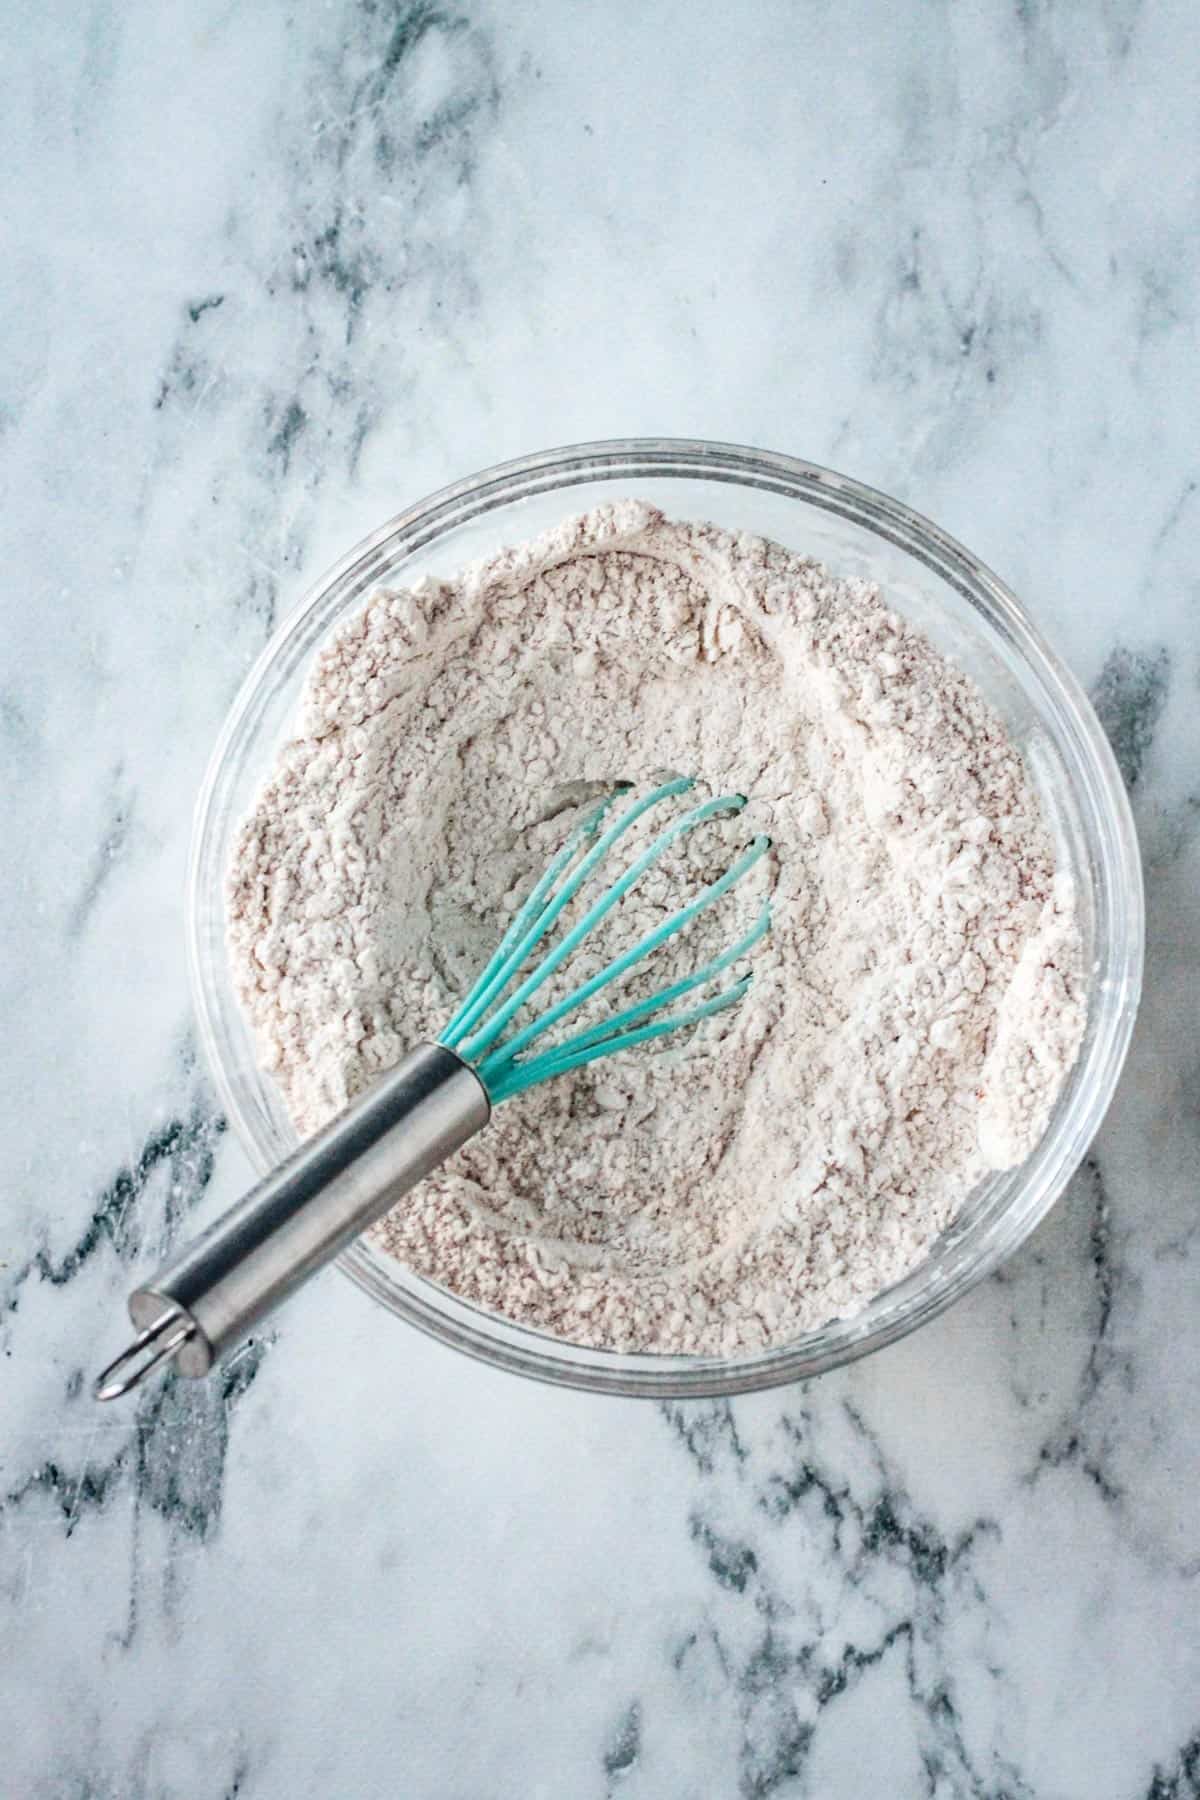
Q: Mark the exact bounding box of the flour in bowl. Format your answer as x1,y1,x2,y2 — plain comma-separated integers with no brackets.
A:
227,503,1084,1355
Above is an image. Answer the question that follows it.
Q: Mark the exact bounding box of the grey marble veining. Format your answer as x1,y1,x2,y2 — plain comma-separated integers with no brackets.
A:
3,2,1198,1796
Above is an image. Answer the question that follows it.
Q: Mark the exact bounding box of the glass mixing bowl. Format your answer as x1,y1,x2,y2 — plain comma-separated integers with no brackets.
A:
187,439,1143,1397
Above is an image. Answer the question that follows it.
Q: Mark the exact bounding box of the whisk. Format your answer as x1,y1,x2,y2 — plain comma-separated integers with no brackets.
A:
95,777,770,1399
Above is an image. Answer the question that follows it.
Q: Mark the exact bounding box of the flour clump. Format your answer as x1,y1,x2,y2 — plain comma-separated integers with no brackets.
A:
227,504,1085,1354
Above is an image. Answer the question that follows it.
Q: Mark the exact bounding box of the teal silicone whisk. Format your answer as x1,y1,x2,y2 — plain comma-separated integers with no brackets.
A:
95,778,770,1399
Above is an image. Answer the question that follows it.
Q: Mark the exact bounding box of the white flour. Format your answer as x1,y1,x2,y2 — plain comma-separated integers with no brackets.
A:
228,503,1085,1355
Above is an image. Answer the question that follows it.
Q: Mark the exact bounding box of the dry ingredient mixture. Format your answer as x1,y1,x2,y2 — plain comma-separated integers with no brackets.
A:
228,503,1085,1355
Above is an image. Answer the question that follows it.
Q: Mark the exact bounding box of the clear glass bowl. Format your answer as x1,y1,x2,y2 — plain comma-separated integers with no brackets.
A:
187,439,1143,1397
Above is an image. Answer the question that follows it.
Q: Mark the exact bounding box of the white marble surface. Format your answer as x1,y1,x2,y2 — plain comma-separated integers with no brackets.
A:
3,2,1198,1795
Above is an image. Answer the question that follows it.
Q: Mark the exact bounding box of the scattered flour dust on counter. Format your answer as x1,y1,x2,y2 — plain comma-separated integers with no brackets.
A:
228,503,1085,1355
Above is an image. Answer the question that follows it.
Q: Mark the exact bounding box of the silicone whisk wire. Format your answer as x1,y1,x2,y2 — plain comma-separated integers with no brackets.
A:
438,781,771,1104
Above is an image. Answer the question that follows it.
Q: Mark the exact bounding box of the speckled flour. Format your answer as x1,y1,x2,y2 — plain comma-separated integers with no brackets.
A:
228,503,1085,1355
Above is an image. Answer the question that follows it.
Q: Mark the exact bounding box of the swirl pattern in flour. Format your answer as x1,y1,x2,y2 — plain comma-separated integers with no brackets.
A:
228,503,1084,1354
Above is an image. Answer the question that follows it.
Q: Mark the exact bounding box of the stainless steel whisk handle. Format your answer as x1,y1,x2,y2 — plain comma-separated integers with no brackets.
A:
94,1044,490,1400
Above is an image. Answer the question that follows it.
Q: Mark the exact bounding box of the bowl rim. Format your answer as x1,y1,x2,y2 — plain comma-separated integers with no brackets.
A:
187,436,1144,1397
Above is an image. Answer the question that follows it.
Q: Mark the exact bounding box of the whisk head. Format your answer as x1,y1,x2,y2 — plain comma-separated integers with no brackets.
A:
439,776,772,1104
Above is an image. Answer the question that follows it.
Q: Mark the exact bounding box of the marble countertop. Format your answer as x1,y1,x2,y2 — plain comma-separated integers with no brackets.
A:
4,3,1197,1795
